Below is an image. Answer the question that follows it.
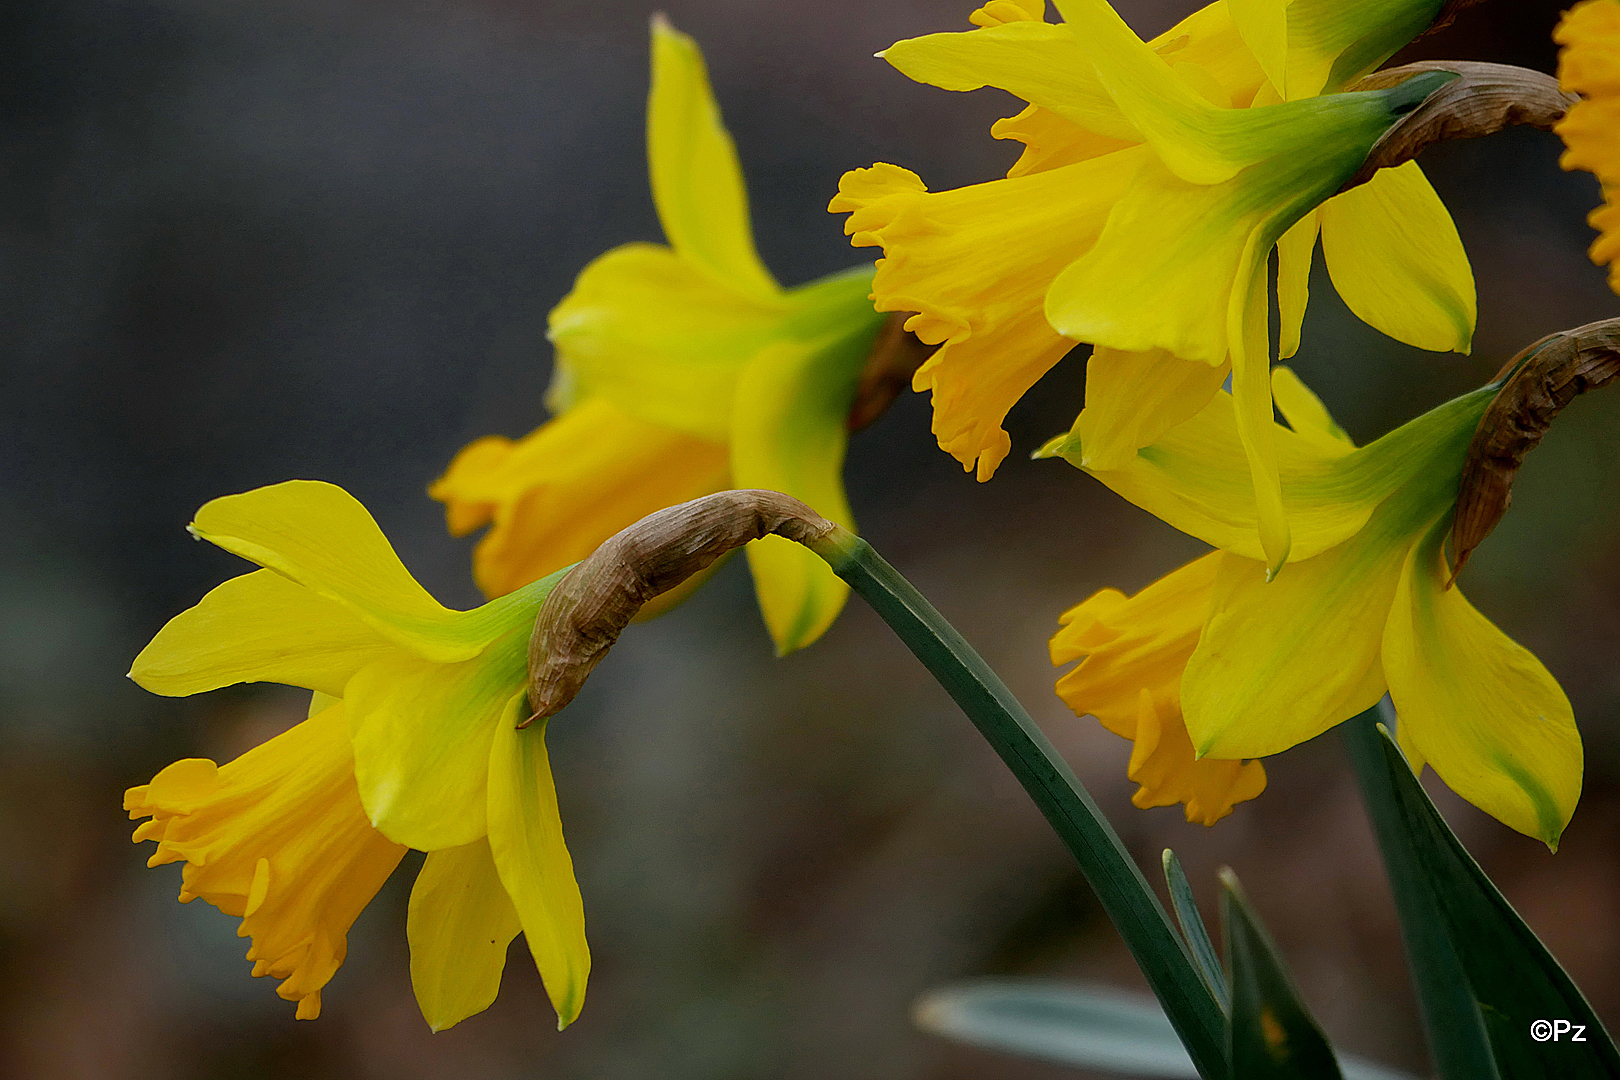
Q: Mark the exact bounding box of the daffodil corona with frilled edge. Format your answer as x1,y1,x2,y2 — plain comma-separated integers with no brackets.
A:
433,18,885,655
1041,369,1581,845
127,481,587,1030
832,0,1474,574
1556,0,1620,294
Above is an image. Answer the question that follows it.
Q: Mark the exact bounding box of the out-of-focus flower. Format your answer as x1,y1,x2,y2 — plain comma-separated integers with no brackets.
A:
1042,369,1580,845
128,481,587,1030
832,0,1472,574
434,18,885,654
1555,0,1620,293
1050,551,1266,825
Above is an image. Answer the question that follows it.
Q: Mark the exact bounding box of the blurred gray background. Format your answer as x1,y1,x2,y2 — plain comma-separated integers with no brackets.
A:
2,1,1617,1077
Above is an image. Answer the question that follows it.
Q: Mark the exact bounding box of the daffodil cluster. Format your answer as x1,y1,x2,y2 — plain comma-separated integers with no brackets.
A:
832,0,1475,572
433,17,885,655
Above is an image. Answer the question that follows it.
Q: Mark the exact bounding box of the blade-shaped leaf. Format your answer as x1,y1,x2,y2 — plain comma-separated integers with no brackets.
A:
1222,869,1346,1079
1345,706,1620,1079
1164,849,1229,1011
912,979,1417,1080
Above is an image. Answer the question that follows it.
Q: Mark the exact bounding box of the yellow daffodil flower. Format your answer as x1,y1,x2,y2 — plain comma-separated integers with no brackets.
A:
832,0,1473,575
433,18,885,654
1556,0,1620,293
127,481,587,1030
1042,369,1580,845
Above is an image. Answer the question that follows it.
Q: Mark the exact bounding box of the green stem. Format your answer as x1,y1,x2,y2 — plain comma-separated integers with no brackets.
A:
813,533,1228,1080
1341,705,1500,1080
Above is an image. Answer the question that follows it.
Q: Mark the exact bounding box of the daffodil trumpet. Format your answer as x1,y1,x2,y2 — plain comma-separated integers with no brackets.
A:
1044,344,1596,846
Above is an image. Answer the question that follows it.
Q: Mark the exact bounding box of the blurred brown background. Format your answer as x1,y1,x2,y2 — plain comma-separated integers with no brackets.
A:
1,0,1617,1077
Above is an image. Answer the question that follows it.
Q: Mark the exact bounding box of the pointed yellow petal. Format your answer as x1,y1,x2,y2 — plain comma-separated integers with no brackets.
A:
970,0,1046,27
1319,160,1475,354
731,325,876,654
1270,366,1354,453
1275,211,1319,359
190,481,495,663
994,104,1134,177
1068,346,1229,472
881,20,1139,141
408,839,522,1031
347,615,538,851
1228,0,1288,98
1383,524,1581,847
130,569,395,698
487,709,590,1029
647,17,778,301
1182,535,1403,759
832,149,1140,479
548,243,787,443
1227,238,1289,572
432,398,729,599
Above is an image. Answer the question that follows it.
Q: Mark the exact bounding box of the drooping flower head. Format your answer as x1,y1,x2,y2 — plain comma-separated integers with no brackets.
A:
434,17,886,654
1043,368,1581,845
128,481,587,1030
1555,0,1620,293
832,0,1474,574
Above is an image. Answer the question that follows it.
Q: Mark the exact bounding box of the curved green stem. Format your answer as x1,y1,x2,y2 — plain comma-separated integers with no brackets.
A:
811,532,1228,1079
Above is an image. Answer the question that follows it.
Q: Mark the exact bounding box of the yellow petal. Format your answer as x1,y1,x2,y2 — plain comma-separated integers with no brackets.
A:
407,839,522,1031
832,149,1141,479
1068,346,1230,471
731,329,873,654
970,0,1047,27
346,617,537,851
1275,211,1318,359
1270,366,1354,453
1044,157,1262,365
994,104,1134,178
487,708,590,1029
881,19,1139,141
647,17,779,302
1319,160,1475,354
1182,528,1409,759
125,701,407,1020
431,398,730,599
1383,523,1582,847
190,481,498,664
130,568,395,698
1048,381,1491,565
1227,236,1290,572
1228,0,1288,98
548,243,787,443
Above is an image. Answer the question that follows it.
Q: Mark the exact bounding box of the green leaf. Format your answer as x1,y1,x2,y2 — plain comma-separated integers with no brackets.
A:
813,534,1228,1079
912,980,1417,1080
1344,707,1620,1079
1164,850,1229,1011
1222,868,1346,1079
